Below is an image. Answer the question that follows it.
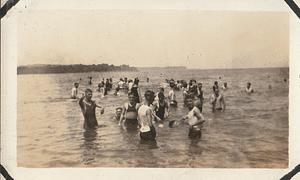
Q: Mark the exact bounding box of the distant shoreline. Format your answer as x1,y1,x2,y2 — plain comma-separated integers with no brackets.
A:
17,64,138,75
17,64,289,75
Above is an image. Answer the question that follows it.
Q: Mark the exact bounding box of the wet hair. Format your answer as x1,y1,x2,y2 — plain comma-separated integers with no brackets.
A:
85,88,92,94
116,107,123,111
214,81,218,85
170,83,175,88
144,90,155,97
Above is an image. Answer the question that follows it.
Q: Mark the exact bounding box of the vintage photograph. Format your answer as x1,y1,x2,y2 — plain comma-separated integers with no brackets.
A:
17,10,289,168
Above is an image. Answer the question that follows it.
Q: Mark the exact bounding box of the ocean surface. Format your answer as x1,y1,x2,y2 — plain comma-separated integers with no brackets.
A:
17,67,289,168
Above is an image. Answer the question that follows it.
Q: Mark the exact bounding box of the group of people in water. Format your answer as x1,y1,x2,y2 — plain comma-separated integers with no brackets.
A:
71,76,256,141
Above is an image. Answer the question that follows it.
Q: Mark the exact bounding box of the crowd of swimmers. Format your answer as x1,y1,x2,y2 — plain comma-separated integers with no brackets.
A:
71,76,261,142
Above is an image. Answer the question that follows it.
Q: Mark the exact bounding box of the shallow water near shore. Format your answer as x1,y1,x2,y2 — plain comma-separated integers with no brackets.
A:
17,67,288,168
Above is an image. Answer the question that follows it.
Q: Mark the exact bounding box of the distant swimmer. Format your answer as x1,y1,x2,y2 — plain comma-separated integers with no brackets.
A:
197,83,204,101
168,84,177,107
71,82,79,99
188,79,198,97
128,79,134,92
210,88,226,112
104,79,110,95
147,77,150,83
119,92,140,130
153,92,170,121
268,84,272,90
213,81,219,92
114,107,123,121
245,82,254,94
137,90,161,141
169,97,205,139
79,89,105,129
182,81,189,106
193,83,204,112
88,76,92,85
98,80,105,97
221,82,228,91
131,83,140,103
118,78,124,89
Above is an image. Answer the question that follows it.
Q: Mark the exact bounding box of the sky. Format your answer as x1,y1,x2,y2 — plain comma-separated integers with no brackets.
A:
17,10,289,69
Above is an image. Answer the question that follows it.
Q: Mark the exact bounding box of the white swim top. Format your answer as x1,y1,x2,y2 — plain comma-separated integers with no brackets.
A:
168,89,176,101
71,87,78,97
138,104,153,127
186,107,199,126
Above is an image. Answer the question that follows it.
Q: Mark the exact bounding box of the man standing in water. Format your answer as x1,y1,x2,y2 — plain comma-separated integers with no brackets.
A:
71,82,79,99
210,88,226,112
168,84,177,107
79,89,105,129
137,90,159,141
222,82,228,91
245,82,254,94
119,92,140,130
213,81,219,91
169,96,205,139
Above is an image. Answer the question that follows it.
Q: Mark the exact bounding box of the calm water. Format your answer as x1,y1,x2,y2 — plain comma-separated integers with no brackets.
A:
17,68,289,168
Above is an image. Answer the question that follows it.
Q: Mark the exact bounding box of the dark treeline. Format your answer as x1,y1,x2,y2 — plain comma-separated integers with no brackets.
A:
17,64,137,74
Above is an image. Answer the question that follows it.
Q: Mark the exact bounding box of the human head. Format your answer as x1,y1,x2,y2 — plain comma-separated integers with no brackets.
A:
144,90,155,104
74,82,79,88
214,81,218,86
198,83,202,89
185,96,194,109
192,79,196,84
115,107,122,117
128,92,136,104
247,82,251,88
85,88,93,100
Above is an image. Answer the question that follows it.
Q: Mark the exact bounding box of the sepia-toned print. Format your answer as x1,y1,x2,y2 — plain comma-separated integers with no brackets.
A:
17,10,289,168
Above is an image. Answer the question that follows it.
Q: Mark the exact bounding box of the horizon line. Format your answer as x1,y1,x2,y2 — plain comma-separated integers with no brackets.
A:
18,63,289,70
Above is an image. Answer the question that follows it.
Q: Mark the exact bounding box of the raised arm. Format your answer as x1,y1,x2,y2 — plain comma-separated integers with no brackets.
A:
78,96,85,113
118,105,126,126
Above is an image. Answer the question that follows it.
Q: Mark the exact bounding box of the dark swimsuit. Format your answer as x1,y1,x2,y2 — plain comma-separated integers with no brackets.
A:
124,103,138,130
156,101,166,120
188,125,202,139
140,126,156,141
79,98,98,129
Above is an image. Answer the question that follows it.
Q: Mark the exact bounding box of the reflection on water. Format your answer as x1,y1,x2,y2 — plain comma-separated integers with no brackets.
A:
81,128,98,165
17,68,288,168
